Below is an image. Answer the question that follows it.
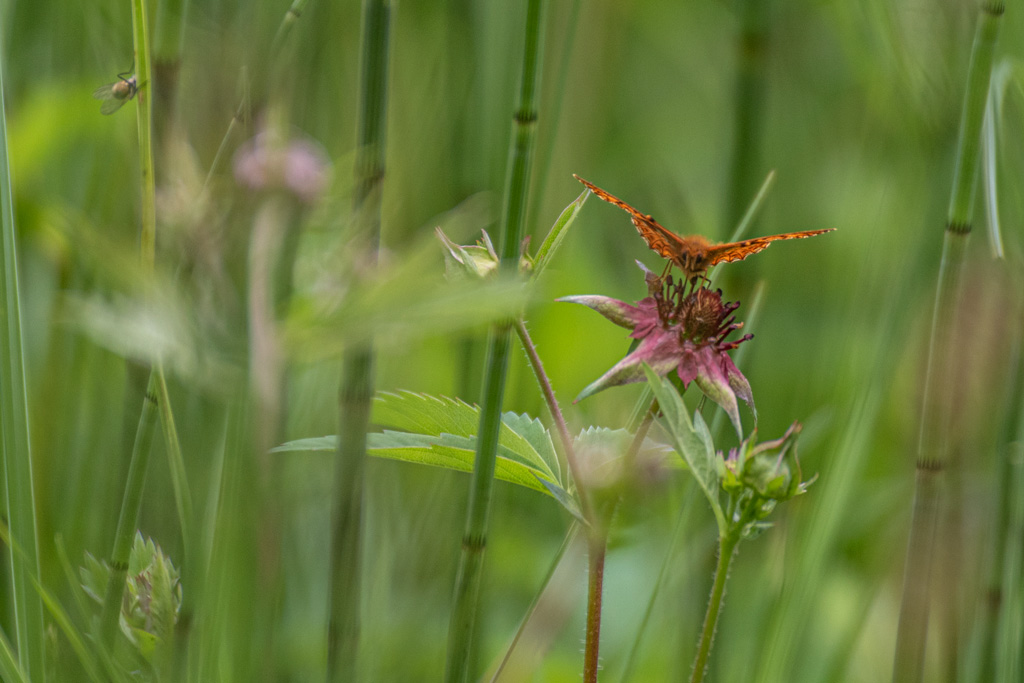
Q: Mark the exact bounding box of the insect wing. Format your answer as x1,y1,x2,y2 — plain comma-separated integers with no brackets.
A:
94,82,127,115
574,175,686,260
93,83,115,100
704,229,834,267
99,96,128,115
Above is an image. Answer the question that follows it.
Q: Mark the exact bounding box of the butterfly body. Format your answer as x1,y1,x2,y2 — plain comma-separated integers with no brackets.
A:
574,175,833,281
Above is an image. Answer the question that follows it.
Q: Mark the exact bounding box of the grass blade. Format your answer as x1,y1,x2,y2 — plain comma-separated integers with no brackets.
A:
0,24,46,678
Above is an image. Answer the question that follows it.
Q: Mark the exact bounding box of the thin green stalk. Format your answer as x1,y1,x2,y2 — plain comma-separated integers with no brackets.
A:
690,529,741,683
582,533,608,683
0,18,46,674
100,373,160,646
101,0,190,656
724,0,770,233
132,0,156,269
152,0,190,137
153,0,188,62
892,3,1004,682
621,479,698,683
0,630,27,683
487,523,581,682
995,435,1024,682
445,2,546,680
754,389,882,683
975,350,1023,683
327,0,391,680
154,365,192,549
271,0,311,58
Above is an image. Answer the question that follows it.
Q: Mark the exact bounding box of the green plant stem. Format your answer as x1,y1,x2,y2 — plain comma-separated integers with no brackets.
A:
132,0,156,268
154,367,192,550
100,0,166,650
327,0,391,680
995,434,1024,682
582,532,608,683
0,23,45,676
446,328,512,682
445,2,545,680
724,0,769,233
892,4,1003,681
152,0,190,138
271,0,311,57
153,0,188,61
977,353,1023,682
690,529,741,683
100,372,159,647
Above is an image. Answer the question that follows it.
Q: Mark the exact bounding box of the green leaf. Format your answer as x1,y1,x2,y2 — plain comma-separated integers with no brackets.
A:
643,365,726,532
537,478,585,523
372,391,560,482
532,189,589,277
501,410,560,481
274,391,573,505
274,432,557,497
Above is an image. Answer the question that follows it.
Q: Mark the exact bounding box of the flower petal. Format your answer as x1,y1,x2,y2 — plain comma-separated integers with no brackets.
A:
721,353,756,423
557,295,645,329
575,330,681,402
684,346,744,439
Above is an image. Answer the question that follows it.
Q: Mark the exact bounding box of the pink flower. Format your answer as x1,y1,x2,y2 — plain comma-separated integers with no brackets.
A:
559,264,755,436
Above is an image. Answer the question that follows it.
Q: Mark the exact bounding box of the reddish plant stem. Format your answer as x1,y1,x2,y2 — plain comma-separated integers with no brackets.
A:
514,319,584,504
583,532,608,683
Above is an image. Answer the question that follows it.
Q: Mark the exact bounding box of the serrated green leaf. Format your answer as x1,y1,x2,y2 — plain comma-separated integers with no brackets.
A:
274,391,573,501
643,365,726,532
274,431,563,498
572,426,683,472
501,410,560,481
372,391,559,482
367,432,553,495
79,552,108,604
373,391,480,436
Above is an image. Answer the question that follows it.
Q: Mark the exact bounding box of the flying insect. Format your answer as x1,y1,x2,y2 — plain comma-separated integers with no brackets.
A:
93,68,138,115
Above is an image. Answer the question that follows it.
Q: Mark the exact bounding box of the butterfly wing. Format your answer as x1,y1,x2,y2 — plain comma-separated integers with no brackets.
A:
704,229,834,267
574,175,688,263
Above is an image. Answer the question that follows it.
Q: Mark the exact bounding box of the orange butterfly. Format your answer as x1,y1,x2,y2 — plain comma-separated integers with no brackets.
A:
575,175,833,282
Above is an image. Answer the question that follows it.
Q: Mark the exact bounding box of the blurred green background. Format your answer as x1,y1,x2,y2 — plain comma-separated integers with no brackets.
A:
3,0,1023,680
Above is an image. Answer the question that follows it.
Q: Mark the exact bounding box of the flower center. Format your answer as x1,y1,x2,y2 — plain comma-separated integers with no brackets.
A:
651,278,751,349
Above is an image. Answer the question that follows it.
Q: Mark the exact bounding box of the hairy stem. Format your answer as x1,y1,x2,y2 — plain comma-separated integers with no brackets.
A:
514,319,576,493
690,530,740,683
582,532,608,683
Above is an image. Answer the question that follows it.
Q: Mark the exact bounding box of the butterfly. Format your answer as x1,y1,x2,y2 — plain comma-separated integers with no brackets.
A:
574,175,833,282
